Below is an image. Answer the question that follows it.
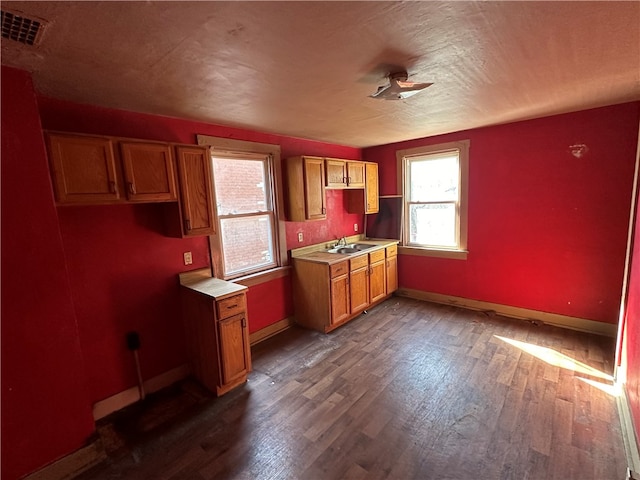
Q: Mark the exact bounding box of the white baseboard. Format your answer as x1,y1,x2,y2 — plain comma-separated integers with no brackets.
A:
249,316,295,346
92,363,191,421
396,288,618,337
618,385,640,473
24,439,106,480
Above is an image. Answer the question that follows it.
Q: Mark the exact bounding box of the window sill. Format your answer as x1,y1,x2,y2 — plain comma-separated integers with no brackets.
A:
233,266,291,287
398,246,468,260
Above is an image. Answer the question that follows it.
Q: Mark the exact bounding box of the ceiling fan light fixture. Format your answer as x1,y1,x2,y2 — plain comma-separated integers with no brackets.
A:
370,71,432,100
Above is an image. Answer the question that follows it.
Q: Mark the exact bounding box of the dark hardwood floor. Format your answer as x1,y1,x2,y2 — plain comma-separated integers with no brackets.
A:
79,297,627,479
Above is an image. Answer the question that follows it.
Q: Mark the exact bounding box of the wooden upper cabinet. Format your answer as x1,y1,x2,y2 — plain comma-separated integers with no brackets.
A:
120,142,177,202
47,133,120,204
325,158,348,188
304,157,326,220
347,162,379,214
364,162,379,214
325,158,365,188
286,156,326,221
346,161,366,188
175,145,216,236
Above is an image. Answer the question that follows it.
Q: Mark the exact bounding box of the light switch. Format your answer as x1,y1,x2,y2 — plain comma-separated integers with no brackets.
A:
183,251,193,265
354,223,358,232
298,232,304,242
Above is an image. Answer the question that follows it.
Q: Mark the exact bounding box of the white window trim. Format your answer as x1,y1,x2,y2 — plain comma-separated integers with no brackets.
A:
197,135,288,280
396,140,469,260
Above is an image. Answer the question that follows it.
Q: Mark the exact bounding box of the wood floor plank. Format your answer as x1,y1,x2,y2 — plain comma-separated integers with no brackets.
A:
78,297,628,480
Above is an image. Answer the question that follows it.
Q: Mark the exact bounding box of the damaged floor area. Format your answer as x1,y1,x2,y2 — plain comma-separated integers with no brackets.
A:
79,297,627,479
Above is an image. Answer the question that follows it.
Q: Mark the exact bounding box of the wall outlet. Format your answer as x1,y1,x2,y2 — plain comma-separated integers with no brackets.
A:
354,223,358,232
298,232,304,242
183,251,193,265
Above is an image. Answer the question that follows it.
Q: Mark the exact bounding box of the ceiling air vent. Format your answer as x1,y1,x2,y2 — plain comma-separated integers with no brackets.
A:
1,9,47,46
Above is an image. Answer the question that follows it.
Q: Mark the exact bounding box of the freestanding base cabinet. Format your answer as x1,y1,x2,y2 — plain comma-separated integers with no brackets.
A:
179,270,251,396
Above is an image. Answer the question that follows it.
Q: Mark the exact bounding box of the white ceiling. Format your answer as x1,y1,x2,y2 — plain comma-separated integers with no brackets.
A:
2,1,639,148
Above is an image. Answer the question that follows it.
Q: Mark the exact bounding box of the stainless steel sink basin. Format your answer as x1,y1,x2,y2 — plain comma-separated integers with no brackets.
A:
326,247,360,254
326,243,376,254
347,243,375,251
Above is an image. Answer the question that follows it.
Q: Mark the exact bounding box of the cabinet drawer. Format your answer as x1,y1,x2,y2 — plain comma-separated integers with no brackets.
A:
216,293,246,320
369,249,385,263
386,244,398,258
350,254,369,271
330,261,348,278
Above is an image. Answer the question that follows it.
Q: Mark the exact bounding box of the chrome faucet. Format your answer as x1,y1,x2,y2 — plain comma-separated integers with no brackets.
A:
338,236,347,247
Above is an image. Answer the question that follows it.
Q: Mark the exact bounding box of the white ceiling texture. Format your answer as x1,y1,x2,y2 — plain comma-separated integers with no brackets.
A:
2,1,639,147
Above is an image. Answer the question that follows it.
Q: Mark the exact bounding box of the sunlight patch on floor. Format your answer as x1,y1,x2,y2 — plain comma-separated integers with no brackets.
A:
494,335,614,382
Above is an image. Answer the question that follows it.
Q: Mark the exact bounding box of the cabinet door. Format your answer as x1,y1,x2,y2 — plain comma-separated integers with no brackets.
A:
218,313,250,386
365,162,379,214
346,161,379,214
369,259,387,303
325,158,347,188
386,255,398,294
120,142,177,202
47,134,120,204
347,162,365,188
175,146,216,236
350,266,369,313
330,273,350,324
304,157,327,220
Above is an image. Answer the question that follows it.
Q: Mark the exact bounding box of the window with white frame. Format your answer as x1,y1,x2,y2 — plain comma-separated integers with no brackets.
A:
211,152,277,277
398,140,469,258
197,135,286,280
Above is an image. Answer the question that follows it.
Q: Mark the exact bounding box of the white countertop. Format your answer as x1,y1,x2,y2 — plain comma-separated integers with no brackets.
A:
179,268,247,299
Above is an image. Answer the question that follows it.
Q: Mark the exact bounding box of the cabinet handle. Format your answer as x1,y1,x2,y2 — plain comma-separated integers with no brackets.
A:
241,317,247,328
109,181,117,193
185,218,192,231
348,176,352,184
226,304,238,309
128,182,136,194
322,207,326,214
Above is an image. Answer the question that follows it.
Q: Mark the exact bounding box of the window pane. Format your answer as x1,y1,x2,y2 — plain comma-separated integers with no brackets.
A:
409,203,456,247
212,158,268,215
220,215,274,275
409,155,458,202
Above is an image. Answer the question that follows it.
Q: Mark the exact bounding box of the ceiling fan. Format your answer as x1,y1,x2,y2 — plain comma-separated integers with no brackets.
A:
370,72,432,100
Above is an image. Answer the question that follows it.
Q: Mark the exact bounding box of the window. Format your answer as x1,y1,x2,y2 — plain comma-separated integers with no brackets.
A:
397,140,469,259
197,135,287,280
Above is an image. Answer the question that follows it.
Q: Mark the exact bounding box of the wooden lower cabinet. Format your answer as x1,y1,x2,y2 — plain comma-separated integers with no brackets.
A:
218,313,250,386
293,244,397,333
181,288,251,396
349,255,369,314
330,263,350,325
369,249,387,304
386,244,398,294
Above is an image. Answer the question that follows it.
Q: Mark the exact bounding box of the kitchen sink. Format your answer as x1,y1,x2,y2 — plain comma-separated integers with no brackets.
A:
325,243,376,254
347,243,376,250
326,246,360,254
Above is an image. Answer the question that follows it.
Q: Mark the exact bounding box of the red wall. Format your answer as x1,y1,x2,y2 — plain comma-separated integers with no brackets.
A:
364,103,640,324
1,67,96,479
37,96,362,406
624,181,640,436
